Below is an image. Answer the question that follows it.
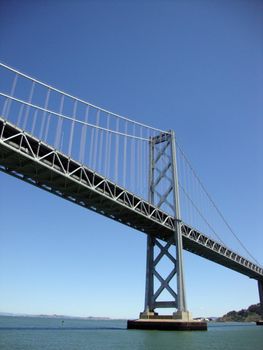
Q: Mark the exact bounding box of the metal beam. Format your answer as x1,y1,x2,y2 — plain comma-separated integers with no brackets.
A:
171,131,187,314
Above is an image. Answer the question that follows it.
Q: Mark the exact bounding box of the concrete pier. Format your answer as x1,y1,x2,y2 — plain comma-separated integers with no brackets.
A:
127,318,207,331
127,314,207,331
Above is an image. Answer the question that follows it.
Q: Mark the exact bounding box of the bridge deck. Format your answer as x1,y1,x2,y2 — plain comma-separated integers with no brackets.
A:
0,116,262,281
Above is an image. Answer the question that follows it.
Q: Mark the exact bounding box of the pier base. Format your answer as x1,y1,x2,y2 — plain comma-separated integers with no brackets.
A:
256,320,263,326
127,315,207,331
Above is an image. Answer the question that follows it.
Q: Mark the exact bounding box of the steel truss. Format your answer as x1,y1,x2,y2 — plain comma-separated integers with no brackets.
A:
0,117,262,283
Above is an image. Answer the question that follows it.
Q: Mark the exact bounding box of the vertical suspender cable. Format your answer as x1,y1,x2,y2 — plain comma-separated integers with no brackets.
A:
184,154,190,225
93,109,100,171
131,123,135,193
60,131,64,151
40,88,50,139
147,130,151,198
1,98,8,118
115,118,119,184
17,104,25,128
23,81,35,130
187,158,193,225
44,105,52,143
188,161,193,226
1,97,8,118
123,121,128,188
141,132,143,197
105,114,110,178
191,165,196,226
144,129,147,200
31,109,38,135
68,99,77,157
98,126,104,174
196,176,202,230
143,130,148,199
89,123,94,169
44,113,51,143
107,126,112,179
137,127,142,196
187,158,193,226
193,169,199,230
161,139,165,208
79,105,89,164
136,126,139,195
2,73,16,117
55,95,65,150
5,73,18,119
200,174,205,232
140,127,143,197
178,150,184,220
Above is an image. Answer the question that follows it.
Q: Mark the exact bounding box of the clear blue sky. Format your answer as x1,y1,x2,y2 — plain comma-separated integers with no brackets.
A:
0,0,262,318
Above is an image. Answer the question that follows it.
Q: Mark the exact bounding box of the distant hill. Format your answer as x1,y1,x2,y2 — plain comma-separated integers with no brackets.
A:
217,303,262,322
0,312,111,320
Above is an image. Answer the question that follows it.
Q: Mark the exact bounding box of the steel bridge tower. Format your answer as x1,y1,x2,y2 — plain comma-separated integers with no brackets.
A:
140,131,191,321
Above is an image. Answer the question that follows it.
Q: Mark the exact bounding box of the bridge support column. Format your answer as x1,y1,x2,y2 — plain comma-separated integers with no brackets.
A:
128,131,206,331
140,235,155,318
257,280,263,325
171,131,191,322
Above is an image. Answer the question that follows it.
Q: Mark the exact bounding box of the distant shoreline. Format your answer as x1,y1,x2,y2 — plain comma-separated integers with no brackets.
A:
0,312,113,320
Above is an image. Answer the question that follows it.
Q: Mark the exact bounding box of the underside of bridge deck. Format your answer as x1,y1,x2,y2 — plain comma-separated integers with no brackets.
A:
0,117,262,284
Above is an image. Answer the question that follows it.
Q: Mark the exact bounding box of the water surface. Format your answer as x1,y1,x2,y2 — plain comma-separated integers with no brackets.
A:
0,316,262,350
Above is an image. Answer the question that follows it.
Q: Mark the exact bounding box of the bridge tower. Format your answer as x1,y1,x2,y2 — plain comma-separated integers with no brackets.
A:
141,131,190,319
128,131,206,330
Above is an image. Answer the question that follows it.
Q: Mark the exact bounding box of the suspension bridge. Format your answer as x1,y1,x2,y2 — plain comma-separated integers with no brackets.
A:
0,63,262,330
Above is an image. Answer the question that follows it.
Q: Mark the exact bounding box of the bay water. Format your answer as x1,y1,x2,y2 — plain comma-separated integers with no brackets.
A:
0,316,262,350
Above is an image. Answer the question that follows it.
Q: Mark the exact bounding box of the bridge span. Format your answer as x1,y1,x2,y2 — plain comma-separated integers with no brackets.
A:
0,117,262,282
0,62,262,330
